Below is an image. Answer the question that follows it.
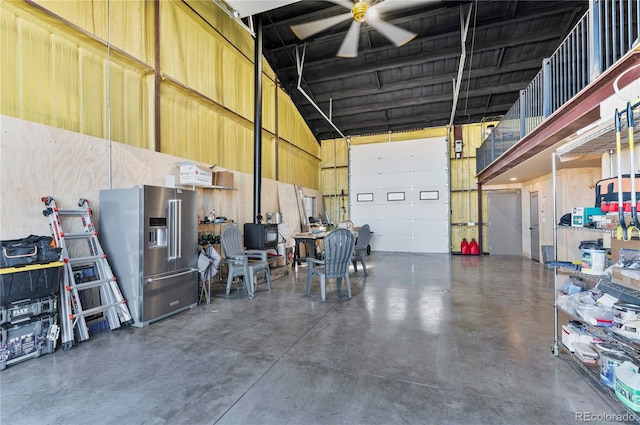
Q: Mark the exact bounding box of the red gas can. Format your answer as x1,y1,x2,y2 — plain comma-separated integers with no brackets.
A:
469,238,479,255
460,238,470,255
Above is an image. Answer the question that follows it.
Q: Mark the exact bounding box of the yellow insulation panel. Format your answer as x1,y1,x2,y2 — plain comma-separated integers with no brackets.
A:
450,191,478,224
2,0,336,192
320,138,348,168
324,195,349,224
182,0,254,62
161,1,255,122
32,0,153,64
160,81,254,173
461,122,491,150
450,159,477,191
260,130,276,181
277,91,318,155
321,167,348,196
277,140,320,189
1,2,150,148
262,77,276,134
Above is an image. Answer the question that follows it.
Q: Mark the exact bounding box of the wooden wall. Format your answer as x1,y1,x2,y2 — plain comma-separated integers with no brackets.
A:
0,114,320,249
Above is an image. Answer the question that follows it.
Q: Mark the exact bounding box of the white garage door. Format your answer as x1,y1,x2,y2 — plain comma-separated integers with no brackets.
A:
350,137,449,253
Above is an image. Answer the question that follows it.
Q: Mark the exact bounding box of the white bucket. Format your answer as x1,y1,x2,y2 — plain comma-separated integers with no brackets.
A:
600,351,631,389
581,249,605,275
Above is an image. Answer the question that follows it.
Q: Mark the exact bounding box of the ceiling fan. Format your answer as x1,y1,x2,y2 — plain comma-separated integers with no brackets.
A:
290,0,435,58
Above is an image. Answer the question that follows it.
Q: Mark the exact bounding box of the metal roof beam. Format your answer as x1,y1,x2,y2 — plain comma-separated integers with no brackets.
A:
265,3,583,55
307,103,514,132
276,28,564,80
300,82,527,118
311,59,541,102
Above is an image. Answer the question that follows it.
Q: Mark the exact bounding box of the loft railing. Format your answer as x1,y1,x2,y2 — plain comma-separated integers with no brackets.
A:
477,0,639,174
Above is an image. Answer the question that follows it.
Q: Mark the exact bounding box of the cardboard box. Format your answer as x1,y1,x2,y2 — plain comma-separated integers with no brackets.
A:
571,207,584,227
561,324,593,352
179,163,212,186
571,207,605,227
611,238,640,263
213,171,234,188
269,256,286,269
611,266,640,290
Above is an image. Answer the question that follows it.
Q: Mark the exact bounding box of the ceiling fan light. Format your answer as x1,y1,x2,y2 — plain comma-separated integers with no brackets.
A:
352,1,369,23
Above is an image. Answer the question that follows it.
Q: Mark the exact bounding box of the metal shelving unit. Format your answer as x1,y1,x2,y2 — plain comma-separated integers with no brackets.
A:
556,299,640,423
551,106,640,418
552,107,640,355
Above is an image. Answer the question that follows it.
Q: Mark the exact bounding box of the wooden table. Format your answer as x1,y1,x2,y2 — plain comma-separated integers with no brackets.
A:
292,232,328,266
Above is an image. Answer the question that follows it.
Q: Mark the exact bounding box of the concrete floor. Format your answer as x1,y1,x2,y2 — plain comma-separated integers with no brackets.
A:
0,253,630,424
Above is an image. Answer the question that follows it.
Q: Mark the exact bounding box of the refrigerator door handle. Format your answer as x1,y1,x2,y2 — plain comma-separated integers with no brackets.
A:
176,199,182,259
168,199,182,260
145,268,195,283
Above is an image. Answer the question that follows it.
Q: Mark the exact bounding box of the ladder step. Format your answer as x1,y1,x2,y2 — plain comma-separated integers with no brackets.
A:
55,209,88,216
68,278,114,291
63,232,96,240
42,196,133,349
71,302,124,319
67,255,105,264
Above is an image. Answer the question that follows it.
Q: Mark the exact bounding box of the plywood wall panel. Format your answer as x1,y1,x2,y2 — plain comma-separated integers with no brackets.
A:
1,116,320,243
261,178,280,217
1,116,57,237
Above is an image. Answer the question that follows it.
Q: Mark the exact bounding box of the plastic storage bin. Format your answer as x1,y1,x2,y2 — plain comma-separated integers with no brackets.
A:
0,295,57,326
0,313,57,370
0,262,62,304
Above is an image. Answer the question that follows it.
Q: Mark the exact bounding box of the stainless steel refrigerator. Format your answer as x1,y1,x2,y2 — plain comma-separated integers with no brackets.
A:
99,185,198,327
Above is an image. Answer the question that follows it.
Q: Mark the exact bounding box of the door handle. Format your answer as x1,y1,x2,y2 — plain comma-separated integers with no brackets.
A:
168,199,182,260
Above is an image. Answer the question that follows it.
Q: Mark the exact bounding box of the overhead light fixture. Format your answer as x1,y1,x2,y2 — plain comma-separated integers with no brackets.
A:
352,1,370,22
509,177,517,181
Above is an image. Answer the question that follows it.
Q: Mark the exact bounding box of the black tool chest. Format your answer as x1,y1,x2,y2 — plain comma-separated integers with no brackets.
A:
0,235,62,370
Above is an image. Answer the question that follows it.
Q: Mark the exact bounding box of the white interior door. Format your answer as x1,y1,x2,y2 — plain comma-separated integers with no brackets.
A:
350,138,449,253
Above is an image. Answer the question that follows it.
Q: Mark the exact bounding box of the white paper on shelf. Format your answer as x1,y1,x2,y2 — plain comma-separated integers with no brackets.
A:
596,293,619,308
621,269,640,279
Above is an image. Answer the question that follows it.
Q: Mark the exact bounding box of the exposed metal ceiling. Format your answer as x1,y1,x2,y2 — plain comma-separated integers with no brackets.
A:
257,0,589,142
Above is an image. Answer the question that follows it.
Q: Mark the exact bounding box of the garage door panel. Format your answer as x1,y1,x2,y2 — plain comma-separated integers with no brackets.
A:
350,213,379,226
412,236,449,252
371,219,415,235
377,174,422,188
371,218,448,236
351,150,385,162
377,203,416,218
377,189,446,203
411,218,449,236
411,169,448,184
350,138,449,253
371,235,449,253
409,208,449,220
350,175,378,189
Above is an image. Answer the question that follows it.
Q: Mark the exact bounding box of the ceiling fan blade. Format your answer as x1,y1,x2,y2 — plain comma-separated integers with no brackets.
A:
337,20,361,58
371,0,439,15
326,0,356,10
368,19,416,47
290,12,352,40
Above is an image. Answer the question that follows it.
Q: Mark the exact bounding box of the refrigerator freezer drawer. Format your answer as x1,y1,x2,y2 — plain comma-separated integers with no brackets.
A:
136,269,198,327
